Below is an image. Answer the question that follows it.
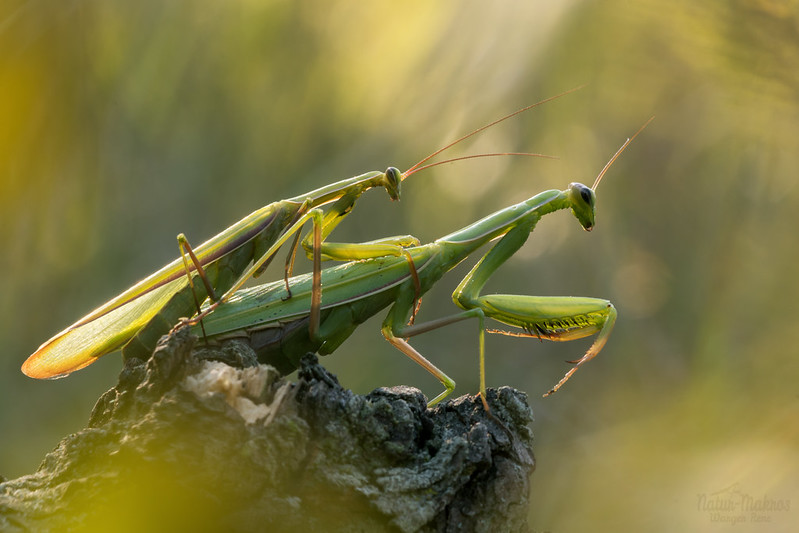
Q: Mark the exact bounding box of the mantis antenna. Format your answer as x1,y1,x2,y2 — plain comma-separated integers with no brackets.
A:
405,152,557,178
403,86,585,179
593,116,655,191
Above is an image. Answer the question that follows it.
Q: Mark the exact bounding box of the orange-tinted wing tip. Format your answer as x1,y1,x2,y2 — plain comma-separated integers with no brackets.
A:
21,358,64,379
21,352,95,380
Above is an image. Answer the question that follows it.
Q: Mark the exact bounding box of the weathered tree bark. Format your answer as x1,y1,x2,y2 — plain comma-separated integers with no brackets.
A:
0,329,535,532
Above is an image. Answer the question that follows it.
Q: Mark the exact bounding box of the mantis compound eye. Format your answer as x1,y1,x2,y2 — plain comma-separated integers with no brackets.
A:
578,184,594,206
386,167,401,182
383,167,402,201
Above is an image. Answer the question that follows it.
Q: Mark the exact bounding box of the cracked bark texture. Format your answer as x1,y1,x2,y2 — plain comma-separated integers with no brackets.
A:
0,329,535,532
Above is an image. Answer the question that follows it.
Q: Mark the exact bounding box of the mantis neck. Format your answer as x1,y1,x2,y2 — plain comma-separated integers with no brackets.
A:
436,189,568,248
425,188,571,276
287,171,386,205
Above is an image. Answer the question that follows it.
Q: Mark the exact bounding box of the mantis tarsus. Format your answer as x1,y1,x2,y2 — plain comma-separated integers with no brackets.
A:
22,90,577,380
187,120,652,409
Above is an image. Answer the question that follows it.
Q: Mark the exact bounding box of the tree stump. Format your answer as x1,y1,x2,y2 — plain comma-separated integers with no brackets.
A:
0,328,535,532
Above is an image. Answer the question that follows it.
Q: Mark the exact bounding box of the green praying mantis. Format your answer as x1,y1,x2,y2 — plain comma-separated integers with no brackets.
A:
186,120,651,408
22,91,576,380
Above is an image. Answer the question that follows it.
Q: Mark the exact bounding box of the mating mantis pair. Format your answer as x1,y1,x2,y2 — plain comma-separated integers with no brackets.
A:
186,124,648,409
22,90,646,408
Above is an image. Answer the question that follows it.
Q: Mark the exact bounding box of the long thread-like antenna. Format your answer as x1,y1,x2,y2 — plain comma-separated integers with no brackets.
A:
405,152,557,178
592,116,654,191
403,86,584,178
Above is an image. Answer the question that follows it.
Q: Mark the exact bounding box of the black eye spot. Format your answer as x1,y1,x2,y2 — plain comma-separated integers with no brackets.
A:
579,186,592,205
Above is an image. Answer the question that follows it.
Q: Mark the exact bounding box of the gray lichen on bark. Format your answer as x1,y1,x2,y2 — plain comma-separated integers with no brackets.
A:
0,328,535,532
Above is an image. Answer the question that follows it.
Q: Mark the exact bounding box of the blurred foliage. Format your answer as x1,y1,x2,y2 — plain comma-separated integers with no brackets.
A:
1,0,798,531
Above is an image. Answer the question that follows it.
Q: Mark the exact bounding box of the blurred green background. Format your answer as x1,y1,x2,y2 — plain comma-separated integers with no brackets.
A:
2,1,797,531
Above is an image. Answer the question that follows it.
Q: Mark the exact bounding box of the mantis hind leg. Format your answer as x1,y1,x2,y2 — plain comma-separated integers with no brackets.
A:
177,234,219,303
380,294,463,408
176,234,217,340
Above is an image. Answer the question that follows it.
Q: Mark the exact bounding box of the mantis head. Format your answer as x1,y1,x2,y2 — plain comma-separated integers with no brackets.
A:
567,183,596,231
383,167,402,201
